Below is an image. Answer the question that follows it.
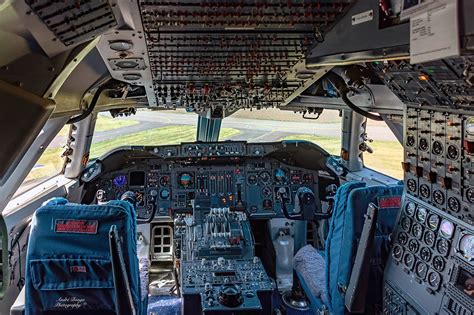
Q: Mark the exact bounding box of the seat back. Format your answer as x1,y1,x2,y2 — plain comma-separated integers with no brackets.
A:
325,182,403,314
25,197,143,315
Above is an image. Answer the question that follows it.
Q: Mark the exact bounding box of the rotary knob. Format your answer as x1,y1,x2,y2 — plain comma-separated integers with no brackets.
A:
218,284,243,308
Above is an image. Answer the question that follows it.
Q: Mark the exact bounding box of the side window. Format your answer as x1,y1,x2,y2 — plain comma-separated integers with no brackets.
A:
363,120,403,179
15,125,70,196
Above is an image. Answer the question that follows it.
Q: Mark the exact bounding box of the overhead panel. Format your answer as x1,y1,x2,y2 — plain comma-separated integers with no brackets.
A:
139,0,353,110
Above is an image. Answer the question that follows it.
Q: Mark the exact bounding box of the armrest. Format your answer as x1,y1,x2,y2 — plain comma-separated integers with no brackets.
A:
10,287,25,315
344,203,378,313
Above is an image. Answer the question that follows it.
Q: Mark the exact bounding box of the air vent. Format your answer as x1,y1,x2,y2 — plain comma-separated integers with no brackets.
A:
151,225,173,261
25,0,117,46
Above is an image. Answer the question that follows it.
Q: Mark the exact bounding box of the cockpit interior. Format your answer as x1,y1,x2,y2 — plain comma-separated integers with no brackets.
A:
0,0,473,314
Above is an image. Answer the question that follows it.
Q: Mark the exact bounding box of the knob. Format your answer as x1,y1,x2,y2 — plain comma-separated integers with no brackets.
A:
218,284,243,308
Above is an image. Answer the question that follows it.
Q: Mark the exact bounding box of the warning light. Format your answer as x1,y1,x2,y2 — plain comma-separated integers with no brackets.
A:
418,75,429,81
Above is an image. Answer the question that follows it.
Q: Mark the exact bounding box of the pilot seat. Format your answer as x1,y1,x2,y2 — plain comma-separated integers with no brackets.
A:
17,195,147,315
294,181,403,314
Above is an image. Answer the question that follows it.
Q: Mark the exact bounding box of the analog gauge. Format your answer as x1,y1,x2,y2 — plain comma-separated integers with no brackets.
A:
258,171,271,185
466,188,474,204
262,199,273,210
412,223,424,239
424,230,436,247
406,134,415,147
466,117,474,134
420,184,430,198
261,187,272,198
432,256,445,272
392,245,403,261
274,168,288,183
159,175,170,186
433,190,445,205
404,253,415,269
439,219,455,239
427,271,441,289
427,214,440,230
420,247,432,262
437,238,450,256
160,188,170,200
303,173,314,183
401,217,412,231
407,179,417,193
447,196,461,212
416,207,428,223
447,145,459,160
416,262,428,279
247,174,258,185
459,234,474,261
398,232,409,245
408,239,420,253
178,173,194,188
113,175,127,188
432,141,443,155
419,138,429,151
406,202,417,216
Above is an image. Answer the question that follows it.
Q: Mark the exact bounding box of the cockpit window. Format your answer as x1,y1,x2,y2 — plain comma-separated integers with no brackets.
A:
15,125,70,196
363,120,403,179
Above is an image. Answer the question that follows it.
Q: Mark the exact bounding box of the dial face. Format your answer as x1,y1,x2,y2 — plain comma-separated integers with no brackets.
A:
398,232,409,245
258,171,271,185
466,117,474,134
407,179,417,192
274,168,287,183
459,234,474,261
160,188,170,200
261,187,272,198
393,245,403,261
416,207,428,223
408,239,420,253
178,172,194,188
432,141,443,155
424,230,436,247
412,223,424,239
420,184,430,198
159,175,170,186
406,134,415,147
420,247,432,262
447,145,459,160
428,271,441,289
416,262,428,279
467,188,474,204
447,196,461,212
113,175,127,188
432,256,445,272
406,202,416,216
419,138,429,151
437,238,450,256
439,219,455,239
433,190,445,205
404,253,415,268
247,174,258,185
401,217,412,231
427,214,440,230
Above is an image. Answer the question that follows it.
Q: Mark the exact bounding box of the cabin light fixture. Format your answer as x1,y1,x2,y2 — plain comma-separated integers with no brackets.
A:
123,73,142,81
109,40,133,51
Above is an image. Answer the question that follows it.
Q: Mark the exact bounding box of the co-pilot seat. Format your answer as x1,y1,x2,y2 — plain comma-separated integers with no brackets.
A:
294,182,403,314
17,196,146,315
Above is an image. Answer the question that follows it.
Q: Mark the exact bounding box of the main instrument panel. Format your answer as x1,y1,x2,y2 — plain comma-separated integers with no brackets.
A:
86,141,339,221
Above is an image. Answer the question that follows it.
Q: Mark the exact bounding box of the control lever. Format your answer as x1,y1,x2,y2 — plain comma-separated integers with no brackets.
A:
277,187,331,221
120,191,156,224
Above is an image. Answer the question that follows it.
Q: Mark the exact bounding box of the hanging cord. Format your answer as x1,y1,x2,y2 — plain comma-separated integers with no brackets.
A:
66,82,112,124
325,72,384,121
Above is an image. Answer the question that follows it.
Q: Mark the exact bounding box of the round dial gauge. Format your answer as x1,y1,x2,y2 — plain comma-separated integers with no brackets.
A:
427,214,440,230
392,245,403,261
408,239,420,253
447,196,461,213
420,247,432,262
419,138,429,151
433,190,445,205
459,234,474,261
416,207,428,223
416,262,428,279
258,171,271,185
406,134,415,147
398,232,409,245
439,219,455,239
404,253,415,269
428,271,441,289
437,238,450,256
420,184,430,198
401,217,412,231
447,145,459,160
432,141,443,155
261,187,272,198
412,223,424,239
407,179,417,193
405,202,417,216
424,230,436,247
178,173,194,188
466,188,474,204
247,174,258,185
159,175,170,186
432,256,445,272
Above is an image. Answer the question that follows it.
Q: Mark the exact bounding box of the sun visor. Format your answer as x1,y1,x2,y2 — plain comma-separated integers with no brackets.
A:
0,80,55,185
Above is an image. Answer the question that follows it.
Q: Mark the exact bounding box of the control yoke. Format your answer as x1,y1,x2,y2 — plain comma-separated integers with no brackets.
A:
278,187,331,221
